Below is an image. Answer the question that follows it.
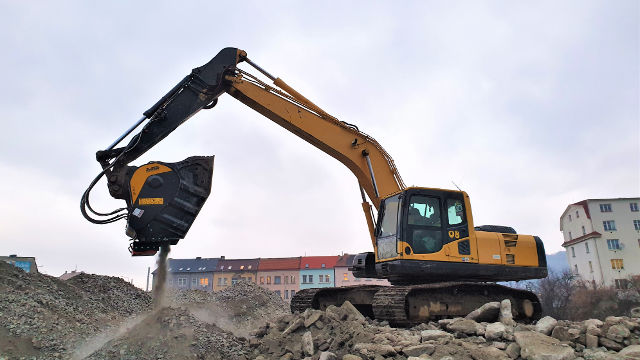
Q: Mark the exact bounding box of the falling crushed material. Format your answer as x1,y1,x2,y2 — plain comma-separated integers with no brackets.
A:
2,260,640,359
152,244,170,309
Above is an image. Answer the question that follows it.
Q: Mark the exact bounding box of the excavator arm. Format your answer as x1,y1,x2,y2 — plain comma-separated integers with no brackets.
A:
82,47,405,255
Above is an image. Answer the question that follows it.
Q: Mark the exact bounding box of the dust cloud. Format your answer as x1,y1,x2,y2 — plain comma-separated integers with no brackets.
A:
152,244,170,309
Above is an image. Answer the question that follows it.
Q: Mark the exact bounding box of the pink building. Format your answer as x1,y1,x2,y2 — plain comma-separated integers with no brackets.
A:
334,254,390,287
257,257,301,303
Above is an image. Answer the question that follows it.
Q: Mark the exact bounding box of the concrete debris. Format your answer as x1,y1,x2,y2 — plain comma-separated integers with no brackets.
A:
535,315,559,335
3,260,640,359
466,301,501,322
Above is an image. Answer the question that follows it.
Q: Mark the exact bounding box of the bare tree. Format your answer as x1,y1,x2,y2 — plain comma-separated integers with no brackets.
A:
531,269,576,319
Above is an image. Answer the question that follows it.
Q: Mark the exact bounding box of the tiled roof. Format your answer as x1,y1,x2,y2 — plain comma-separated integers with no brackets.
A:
300,256,339,270
562,231,601,247
334,254,355,267
153,257,219,274
258,257,301,270
217,258,259,271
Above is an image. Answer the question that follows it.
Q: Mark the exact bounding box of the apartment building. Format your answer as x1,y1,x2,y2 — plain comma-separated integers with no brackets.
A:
560,198,640,288
257,257,300,303
333,254,390,287
213,258,259,291
299,256,339,289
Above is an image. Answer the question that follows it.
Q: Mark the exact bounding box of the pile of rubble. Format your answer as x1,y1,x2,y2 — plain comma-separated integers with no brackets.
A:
0,261,151,359
251,299,640,360
85,306,250,360
3,259,640,360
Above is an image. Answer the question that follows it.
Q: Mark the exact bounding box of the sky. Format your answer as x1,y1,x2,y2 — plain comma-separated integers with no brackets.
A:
0,1,638,289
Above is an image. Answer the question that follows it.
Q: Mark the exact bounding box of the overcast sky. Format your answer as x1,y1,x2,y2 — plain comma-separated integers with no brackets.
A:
1,1,638,289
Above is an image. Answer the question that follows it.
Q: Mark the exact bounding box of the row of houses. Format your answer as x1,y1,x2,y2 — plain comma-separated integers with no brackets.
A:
152,255,389,302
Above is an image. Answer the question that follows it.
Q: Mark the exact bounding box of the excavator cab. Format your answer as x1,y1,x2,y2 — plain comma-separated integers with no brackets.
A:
375,188,470,262
352,187,547,285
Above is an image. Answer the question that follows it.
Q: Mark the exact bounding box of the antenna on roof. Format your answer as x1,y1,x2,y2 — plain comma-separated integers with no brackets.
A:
452,181,462,191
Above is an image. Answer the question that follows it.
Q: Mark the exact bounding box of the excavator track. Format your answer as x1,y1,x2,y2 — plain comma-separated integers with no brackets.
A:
291,282,541,327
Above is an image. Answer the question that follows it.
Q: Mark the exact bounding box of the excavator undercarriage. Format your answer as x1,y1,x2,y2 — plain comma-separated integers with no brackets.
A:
291,282,541,327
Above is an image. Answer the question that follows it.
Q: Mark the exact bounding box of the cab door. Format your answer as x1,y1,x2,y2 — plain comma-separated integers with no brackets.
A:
375,194,401,261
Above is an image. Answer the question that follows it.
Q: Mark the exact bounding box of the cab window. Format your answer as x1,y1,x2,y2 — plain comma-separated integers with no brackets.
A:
407,195,443,254
378,195,400,237
447,199,465,225
408,195,441,227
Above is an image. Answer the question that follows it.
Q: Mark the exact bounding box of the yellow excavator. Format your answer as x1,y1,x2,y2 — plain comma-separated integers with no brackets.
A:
81,47,547,325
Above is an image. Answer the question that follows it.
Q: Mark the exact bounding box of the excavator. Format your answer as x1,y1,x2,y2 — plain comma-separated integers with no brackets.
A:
81,47,548,326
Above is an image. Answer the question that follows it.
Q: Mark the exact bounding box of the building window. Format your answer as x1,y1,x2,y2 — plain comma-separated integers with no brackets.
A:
571,247,575,257
308,275,314,283
569,232,572,240
305,264,309,268
274,276,281,284
573,264,578,274
267,276,271,284
588,261,593,273
321,264,326,268
302,275,308,284
232,278,238,285
607,239,620,250
285,290,289,299
582,226,586,236
178,278,187,286
603,220,616,231
200,278,209,286
568,214,572,222
600,204,612,212
631,203,639,212
291,290,295,297
611,259,624,270
615,279,630,289
275,290,281,298
585,242,590,254
260,277,264,285
325,275,330,283
576,210,579,218
343,273,349,281
318,275,324,283
634,220,640,231
169,279,173,286
291,276,295,284
191,278,197,287
284,276,289,284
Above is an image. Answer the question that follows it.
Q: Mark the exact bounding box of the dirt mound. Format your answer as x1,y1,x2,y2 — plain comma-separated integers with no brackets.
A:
170,280,290,338
86,307,249,360
0,261,151,359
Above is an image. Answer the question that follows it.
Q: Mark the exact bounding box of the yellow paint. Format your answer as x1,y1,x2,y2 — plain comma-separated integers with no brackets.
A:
129,164,172,204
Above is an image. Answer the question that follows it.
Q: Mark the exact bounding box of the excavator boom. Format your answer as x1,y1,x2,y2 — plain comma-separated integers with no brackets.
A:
83,48,405,255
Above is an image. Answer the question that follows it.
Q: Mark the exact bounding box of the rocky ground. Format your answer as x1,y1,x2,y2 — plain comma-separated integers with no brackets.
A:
2,261,640,360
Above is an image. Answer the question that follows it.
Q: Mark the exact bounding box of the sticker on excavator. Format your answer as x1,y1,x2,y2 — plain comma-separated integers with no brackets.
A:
132,208,144,218
139,198,164,205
